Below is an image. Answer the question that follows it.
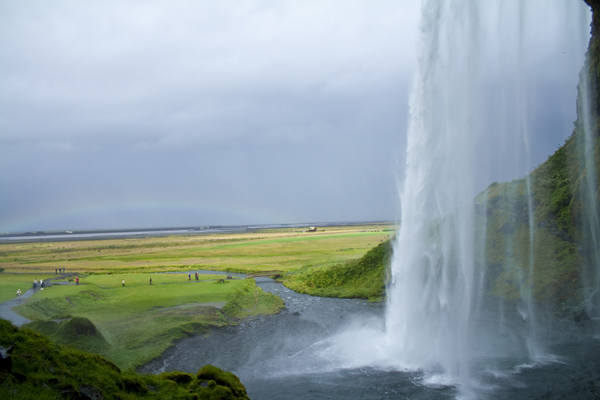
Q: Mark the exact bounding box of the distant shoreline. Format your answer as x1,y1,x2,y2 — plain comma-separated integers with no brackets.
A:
0,221,397,244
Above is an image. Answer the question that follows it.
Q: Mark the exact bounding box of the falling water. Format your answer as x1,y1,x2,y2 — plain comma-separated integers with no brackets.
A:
383,0,591,395
578,9,600,321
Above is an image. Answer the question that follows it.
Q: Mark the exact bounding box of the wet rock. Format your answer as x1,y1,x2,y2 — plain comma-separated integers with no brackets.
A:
0,346,13,372
56,382,80,399
79,384,103,400
574,308,590,324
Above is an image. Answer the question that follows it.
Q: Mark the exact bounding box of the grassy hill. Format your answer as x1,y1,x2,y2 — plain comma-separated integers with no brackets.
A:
281,238,393,302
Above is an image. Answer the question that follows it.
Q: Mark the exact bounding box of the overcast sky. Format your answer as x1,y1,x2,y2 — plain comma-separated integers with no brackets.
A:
0,0,591,232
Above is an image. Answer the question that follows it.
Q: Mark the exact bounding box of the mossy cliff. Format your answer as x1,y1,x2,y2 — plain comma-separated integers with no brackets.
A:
476,0,600,313
0,318,251,400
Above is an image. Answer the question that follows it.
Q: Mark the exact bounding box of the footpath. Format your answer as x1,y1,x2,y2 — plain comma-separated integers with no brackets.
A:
0,273,78,326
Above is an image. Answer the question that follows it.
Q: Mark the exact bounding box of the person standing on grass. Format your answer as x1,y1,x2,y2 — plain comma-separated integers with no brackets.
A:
40,279,44,290
149,278,152,285
76,277,79,285
63,267,65,273
188,273,191,280
195,272,199,281
122,279,125,287
16,289,21,298
33,279,37,289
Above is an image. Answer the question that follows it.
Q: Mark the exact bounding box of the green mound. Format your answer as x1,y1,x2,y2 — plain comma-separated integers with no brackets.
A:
0,318,252,400
282,239,393,301
25,317,110,354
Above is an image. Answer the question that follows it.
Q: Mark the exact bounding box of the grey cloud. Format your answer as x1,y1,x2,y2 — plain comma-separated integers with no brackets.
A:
0,0,588,232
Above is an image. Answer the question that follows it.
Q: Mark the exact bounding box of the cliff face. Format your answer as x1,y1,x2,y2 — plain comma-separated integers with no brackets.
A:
478,0,600,314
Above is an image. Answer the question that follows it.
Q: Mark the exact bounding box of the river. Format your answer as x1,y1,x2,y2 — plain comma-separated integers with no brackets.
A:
140,278,600,399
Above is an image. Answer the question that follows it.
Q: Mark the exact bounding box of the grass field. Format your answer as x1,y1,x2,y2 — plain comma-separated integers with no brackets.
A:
0,224,395,274
13,276,283,369
82,272,230,287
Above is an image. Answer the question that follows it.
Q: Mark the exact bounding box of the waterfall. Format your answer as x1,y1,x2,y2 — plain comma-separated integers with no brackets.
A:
383,0,591,394
579,51,600,321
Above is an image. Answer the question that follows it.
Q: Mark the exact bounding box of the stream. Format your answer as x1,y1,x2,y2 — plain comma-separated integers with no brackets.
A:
140,278,600,399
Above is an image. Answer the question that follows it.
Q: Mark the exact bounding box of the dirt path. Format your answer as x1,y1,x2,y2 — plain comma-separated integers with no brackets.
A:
0,287,36,326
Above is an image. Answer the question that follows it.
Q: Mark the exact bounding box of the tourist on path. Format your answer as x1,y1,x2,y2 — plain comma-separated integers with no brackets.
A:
40,279,45,290
16,289,21,298
33,279,37,289
76,277,79,285
188,273,191,280
195,272,199,280
122,279,125,287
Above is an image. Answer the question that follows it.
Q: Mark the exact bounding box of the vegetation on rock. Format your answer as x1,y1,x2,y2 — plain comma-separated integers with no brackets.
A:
475,0,600,313
0,318,251,400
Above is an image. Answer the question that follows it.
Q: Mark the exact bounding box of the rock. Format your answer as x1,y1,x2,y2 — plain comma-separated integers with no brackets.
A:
79,384,104,400
574,308,590,324
0,346,13,372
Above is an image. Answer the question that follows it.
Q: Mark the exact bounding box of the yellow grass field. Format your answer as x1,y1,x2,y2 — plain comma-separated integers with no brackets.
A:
0,224,396,275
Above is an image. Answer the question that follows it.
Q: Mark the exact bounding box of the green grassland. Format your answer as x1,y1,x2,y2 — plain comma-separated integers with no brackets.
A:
82,272,230,287
1,318,251,400
0,274,55,303
0,224,393,370
282,239,393,302
0,224,395,275
13,277,284,370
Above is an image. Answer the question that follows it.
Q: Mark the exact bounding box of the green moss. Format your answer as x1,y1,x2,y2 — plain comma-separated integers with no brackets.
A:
0,318,252,400
195,364,251,400
25,317,110,354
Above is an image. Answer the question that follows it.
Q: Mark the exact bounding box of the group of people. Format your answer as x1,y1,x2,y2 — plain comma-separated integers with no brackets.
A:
17,273,80,299
188,272,200,281
32,278,45,290
54,267,65,274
